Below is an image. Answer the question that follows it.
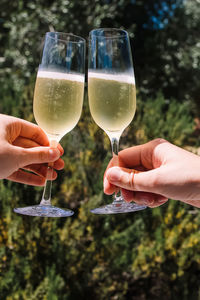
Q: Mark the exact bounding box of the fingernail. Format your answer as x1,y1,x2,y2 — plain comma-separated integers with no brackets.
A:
138,196,154,206
158,199,167,204
50,140,58,148
58,145,64,155
103,177,109,191
143,199,154,206
49,148,59,159
107,167,122,182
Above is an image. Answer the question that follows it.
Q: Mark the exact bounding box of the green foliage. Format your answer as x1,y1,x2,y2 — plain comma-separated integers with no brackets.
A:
0,0,199,299
134,93,194,146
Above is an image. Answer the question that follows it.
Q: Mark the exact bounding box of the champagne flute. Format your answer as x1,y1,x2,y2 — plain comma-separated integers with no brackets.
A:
88,28,146,214
14,32,85,217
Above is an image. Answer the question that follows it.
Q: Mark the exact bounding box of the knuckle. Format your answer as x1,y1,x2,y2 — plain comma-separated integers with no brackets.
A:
152,138,167,145
15,148,26,169
31,127,47,145
149,172,161,191
11,171,20,181
128,171,135,189
31,131,40,142
39,150,47,162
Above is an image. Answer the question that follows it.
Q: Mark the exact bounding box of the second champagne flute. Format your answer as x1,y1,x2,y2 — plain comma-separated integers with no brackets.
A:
88,28,146,214
14,32,85,217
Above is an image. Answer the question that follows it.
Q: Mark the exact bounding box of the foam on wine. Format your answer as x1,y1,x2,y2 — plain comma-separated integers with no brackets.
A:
88,72,135,84
37,70,84,82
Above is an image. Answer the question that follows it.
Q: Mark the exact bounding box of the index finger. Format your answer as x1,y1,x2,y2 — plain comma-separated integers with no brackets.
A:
118,144,145,169
118,139,168,170
19,119,49,146
104,144,145,177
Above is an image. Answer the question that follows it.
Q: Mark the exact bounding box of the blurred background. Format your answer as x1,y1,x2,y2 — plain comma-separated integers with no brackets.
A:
0,0,200,299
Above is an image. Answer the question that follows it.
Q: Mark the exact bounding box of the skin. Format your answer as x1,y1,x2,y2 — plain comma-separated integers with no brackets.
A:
0,114,64,186
104,138,200,208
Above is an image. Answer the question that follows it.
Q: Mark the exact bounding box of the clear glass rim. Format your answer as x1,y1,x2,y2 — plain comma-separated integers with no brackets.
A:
46,31,86,44
89,28,128,39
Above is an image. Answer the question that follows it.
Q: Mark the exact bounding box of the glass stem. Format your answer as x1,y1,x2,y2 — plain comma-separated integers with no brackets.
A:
39,139,58,206
110,137,123,203
40,165,53,206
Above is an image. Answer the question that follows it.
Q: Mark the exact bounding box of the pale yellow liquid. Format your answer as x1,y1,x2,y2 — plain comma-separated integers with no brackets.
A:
88,73,136,134
33,71,84,137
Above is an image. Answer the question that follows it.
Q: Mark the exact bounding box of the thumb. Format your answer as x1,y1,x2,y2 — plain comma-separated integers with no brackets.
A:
15,146,61,168
106,166,158,193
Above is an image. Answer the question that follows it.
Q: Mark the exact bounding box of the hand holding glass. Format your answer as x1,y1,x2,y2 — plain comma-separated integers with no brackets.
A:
14,32,85,217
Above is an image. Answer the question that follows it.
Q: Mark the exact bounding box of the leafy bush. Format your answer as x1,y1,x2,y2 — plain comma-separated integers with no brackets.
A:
0,0,199,299
133,92,194,146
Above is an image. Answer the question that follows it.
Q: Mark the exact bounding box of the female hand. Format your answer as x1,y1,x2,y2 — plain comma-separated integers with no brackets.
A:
0,114,64,186
104,138,200,208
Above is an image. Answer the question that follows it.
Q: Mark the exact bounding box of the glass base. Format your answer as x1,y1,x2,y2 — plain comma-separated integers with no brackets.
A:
91,201,146,215
14,205,74,217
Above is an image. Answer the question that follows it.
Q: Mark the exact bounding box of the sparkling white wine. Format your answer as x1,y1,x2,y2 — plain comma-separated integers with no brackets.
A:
88,72,136,134
33,71,84,138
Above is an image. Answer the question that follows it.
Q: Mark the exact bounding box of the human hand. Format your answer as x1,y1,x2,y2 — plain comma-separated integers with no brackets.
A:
0,114,64,186
104,138,200,208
